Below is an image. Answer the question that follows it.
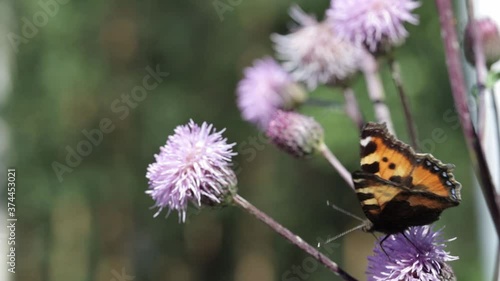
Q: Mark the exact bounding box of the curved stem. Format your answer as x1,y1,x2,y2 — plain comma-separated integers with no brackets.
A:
434,0,500,237
465,0,489,90
387,55,419,150
318,142,354,190
465,0,489,142
476,86,487,141
491,86,500,186
362,52,395,135
495,243,500,281
233,194,358,281
342,87,365,131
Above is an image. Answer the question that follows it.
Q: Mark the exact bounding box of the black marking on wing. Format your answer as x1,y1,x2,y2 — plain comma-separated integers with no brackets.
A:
357,193,375,201
361,141,377,157
362,162,380,173
363,205,381,211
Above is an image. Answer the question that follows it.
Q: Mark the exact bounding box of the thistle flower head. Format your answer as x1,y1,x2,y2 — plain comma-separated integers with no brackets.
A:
272,6,364,89
328,0,420,53
367,226,458,281
146,120,237,222
266,110,324,158
237,57,306,130
464,18,500,67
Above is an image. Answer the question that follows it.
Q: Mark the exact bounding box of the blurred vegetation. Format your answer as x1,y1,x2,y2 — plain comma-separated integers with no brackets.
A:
5,0,485,280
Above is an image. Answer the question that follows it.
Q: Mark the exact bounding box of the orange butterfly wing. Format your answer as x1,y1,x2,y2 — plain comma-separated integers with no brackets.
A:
353,123,461,233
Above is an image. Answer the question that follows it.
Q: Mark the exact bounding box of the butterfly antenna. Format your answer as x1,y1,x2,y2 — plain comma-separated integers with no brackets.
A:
320,223,366,246
326,200,365,222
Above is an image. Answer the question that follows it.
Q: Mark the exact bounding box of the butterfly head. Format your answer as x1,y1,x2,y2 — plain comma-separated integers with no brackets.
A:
361,220,375,233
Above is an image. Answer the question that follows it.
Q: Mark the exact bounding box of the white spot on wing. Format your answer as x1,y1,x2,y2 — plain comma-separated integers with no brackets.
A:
360,136,372,147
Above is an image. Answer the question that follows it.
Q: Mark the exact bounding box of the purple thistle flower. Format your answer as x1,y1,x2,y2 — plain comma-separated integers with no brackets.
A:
237,57,306,130
328,0,420,52
146,120,237,222
266,110,324,158
272,6,364,90
367,226,458,281
464,18,500,67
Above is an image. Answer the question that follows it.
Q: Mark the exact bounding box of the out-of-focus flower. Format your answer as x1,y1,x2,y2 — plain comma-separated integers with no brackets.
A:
266,110,324,158
146,120,237,222
237,57,307,130
327,0,420,53
272,6,364,89
464,18,500,67
367,225,458,281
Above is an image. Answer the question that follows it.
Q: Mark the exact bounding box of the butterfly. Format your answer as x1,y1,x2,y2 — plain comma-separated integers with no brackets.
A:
352,122,462,235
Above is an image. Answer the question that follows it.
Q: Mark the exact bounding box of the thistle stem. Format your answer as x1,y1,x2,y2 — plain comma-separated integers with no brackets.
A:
362,52,395,135
477,88,487,140
466,0,489,141
465,0,489,92
318,142,354,190
434,0,500,237
387,55,419,150
343,87,365,131
495,243,500,281
491,86,500,185
466,0,500,230
233,194,358,281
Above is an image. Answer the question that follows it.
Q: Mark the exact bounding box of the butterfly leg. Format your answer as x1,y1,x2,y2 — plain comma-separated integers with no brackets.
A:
401,231,424,254
378,234,392,259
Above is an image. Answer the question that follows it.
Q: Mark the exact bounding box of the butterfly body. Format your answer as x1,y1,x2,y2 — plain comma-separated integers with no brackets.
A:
353,123,461,234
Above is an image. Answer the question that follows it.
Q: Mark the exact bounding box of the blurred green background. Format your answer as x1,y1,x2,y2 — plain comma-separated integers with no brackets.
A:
3,0,489,280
